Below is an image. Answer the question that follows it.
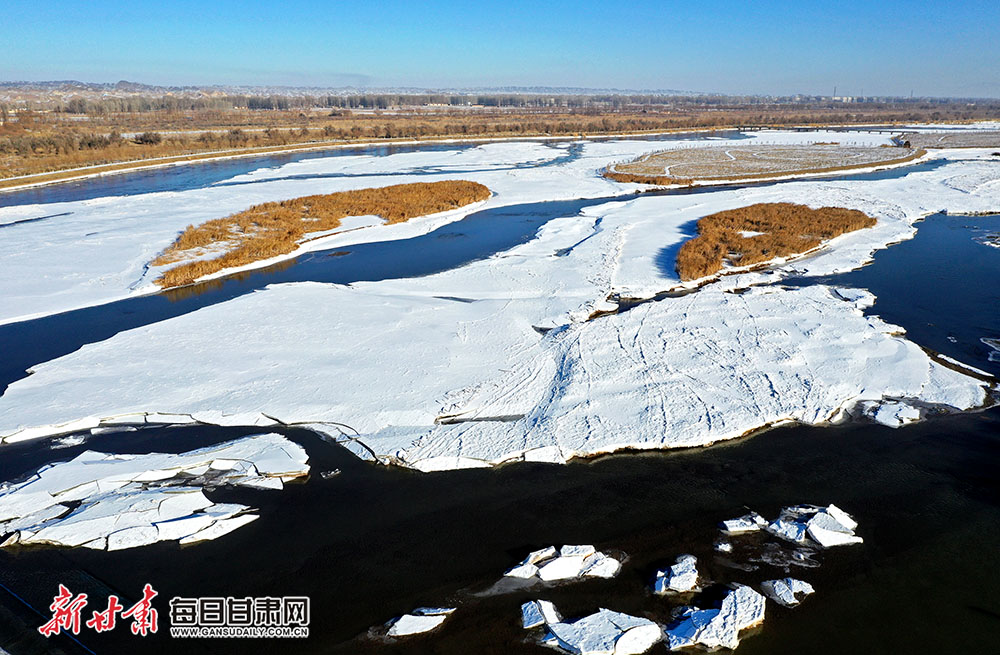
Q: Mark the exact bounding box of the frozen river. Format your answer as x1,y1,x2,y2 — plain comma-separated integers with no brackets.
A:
0,128,997,653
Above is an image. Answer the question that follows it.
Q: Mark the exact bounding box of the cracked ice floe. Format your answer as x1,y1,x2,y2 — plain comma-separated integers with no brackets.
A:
665,584,766,651
653,555,700,594
760,578,815,608
521,599,563,629
532,606,663,655
504,545,623,582
0,433,308,550
764,504,862,549
719,512,768,534
856,399,923,427
386,607,456,637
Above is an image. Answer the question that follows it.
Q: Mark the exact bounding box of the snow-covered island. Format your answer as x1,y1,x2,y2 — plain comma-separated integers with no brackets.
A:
0,128,998,474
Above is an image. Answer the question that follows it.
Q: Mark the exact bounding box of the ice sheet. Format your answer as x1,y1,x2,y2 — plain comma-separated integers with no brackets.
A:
0,433,308,549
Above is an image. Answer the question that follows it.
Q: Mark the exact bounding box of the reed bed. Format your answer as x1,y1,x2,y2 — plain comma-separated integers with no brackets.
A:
153,180,490,288
676,202,876,280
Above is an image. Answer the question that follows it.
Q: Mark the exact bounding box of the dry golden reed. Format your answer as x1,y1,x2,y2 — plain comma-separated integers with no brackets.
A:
153,180,490,288
602,170,694,186
675,202,876,280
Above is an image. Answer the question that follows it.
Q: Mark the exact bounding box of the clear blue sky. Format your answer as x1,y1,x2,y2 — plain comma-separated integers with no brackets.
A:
2,0,998,97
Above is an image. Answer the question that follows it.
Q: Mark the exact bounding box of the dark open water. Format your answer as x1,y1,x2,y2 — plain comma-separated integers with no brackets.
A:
0,408,996,655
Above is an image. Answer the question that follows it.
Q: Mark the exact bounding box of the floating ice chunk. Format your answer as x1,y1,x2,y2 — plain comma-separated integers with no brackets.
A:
581,552,622,579
154,513,218,542
720,512,768,534
804,506,863,547
387,607,455,636
23,488,204,548
654,555,700,594
760,578,815,607
505,562,540,579
524,546,559,564
412,607,455,616
715,540,733,553
238,476,285,490
538,555,589,582
666,584,766,651
547,608,662,655
522,600,562,629
0,433,308,550
561,544,597,558
823,504,858,531
505,545,623,583
765,504,862,549
765,518,810,545
859,400,922,427
54,434,89,447
806,523,864,548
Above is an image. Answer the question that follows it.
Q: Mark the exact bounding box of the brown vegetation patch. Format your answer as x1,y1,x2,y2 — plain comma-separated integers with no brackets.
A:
675,202,876,280
602,171,694,186
152,180,490,288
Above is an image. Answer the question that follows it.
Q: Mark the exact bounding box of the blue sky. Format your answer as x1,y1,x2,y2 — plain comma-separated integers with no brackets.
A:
2,0,998,97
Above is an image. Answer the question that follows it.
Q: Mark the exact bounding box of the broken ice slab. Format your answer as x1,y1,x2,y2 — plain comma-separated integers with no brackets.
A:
666,584,766,651
538,555,590,582
521,600,562,629
504,545,623,583
653,554,700,594
544,607,662,655
719,512,768,534
760,578,815,608
765,518,810,545
386,607,456,636
857,400,922,427
765,504,862,549
525,546,559,564
504,563,540,579
0,433,308,550
560,544,597,558
580,552,622,579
